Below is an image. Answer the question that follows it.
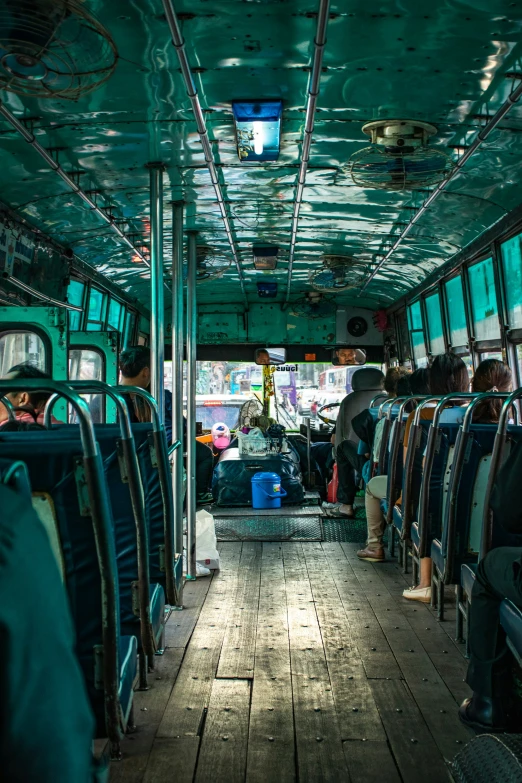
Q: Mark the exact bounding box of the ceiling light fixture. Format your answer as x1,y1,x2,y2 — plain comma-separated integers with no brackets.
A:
232,100,282,162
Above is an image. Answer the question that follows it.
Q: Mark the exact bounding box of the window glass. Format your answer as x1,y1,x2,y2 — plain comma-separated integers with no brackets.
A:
164,360,383,432
68,348,104,423
444,275,468,347
107,299,123,332
411,331,428,367
408,301,423,331
424,291,445,355
0,331,46,376
123,312,136,347
468,258,500,341
500,234,522,328
68,280,85,331
86,288,106,331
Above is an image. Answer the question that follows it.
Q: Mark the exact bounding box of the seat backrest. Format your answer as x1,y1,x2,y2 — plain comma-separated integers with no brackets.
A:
0,430,120,735
335,370,385,448
0,480,95,783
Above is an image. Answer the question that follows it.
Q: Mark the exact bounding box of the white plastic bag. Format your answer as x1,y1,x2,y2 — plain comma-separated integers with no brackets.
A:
195,509,220,570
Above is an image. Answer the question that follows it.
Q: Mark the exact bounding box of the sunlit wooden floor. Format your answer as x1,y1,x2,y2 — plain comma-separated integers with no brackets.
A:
110,542,471,783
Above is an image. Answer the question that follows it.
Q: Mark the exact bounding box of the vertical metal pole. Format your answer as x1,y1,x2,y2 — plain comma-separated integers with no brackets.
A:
186,231,198,580
304,415,312,486
172,202,185,603
149,164,165,424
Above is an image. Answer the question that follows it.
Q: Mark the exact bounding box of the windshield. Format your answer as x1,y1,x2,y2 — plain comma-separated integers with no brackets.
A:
165,360,260,431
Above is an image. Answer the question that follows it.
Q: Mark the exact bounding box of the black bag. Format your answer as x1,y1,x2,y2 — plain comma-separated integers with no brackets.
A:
212,448,304,506
490,437,522,535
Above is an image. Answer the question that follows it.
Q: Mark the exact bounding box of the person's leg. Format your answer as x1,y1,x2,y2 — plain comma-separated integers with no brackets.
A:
460,547,522,731
195,440,214,500
358,475,388,562
403,557,433,602
336,440,366,515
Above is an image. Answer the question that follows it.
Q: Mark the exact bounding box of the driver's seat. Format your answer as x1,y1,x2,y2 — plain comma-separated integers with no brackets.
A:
334,367,385,449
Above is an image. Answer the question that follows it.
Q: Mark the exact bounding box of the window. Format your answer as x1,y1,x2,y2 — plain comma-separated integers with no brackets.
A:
407,301,427,367
107,299,123,332
86,287,107,332
0,331,46,376
424,291,445,356
500,233,522,329
67,279,85,331
68,348,104,423
468,258,500,341
123,311,136,347
444,275,468,348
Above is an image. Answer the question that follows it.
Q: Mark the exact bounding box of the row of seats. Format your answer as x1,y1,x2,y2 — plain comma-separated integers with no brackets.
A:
0,378,180,759
375,390,522,654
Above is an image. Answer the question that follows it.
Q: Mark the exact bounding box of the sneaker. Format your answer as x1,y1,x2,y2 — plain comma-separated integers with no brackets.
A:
357,546,385,563
402,585,431,603
183,553,211,577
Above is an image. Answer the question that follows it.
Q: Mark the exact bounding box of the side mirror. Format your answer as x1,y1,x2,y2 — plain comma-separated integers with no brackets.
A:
332,348,367,366
255,347,286,366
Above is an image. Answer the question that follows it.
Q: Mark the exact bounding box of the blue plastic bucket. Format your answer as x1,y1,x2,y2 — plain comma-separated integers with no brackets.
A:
251,471,287,509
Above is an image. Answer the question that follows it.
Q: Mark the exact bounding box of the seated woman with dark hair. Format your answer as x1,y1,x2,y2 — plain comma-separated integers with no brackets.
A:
0,363,61,427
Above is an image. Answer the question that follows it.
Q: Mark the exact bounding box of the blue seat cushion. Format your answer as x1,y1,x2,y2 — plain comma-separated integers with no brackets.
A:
431,538,444,574
500,600,522,658
119,635,138,725
461,563,477,598
392,504,403,532
150,583,165,647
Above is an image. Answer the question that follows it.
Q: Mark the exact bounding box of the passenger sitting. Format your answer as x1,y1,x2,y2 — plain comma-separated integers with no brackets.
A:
0,363,61,426
328,367,400,519
403,356,512,602
119,346,214,505
357,367,430,562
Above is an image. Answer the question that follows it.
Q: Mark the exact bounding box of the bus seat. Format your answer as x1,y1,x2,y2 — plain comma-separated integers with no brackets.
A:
500,599,522,665
460,563,477,602
431,424,497,587
0,431,137,739
334,368,385,448
39,424,166,655
0,469,97,783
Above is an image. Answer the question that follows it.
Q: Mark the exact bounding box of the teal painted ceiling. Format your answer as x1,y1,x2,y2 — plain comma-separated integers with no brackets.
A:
1,0,522,311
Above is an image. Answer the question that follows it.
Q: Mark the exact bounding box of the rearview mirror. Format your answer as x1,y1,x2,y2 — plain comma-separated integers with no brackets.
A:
332,347,367,366
255,347,286,366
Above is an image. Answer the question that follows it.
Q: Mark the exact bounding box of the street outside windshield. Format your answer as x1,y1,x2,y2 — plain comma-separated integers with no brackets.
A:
164,360,382,431
165,361,260,430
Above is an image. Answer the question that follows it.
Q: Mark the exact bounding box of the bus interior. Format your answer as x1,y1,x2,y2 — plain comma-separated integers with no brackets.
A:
2,0,522,780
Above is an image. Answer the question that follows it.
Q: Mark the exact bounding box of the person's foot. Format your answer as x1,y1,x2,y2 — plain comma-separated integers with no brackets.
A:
357,546,385,563
459,693,508,733
402,585,431,603
196,492,214,506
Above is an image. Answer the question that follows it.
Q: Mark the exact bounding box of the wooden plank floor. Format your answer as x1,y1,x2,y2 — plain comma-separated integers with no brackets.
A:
111,542,470,782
